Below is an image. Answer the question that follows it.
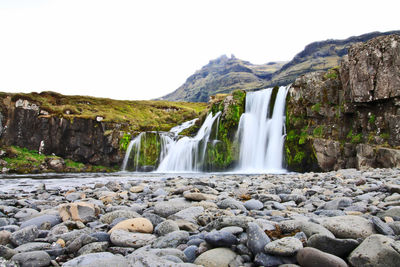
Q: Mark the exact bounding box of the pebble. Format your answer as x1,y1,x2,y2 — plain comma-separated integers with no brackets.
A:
246,222,271,255
11,251,51,267
194,247,237,267
264,237,303,256
205,230,238,247
296,247,348,267
108,217,153,233
307,234,359,257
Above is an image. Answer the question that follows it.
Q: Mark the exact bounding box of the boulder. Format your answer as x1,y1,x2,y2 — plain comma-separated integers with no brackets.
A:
63,252,129,267
59,202,100,223
297,247,348,267
320,215,376,239
11,251,51,267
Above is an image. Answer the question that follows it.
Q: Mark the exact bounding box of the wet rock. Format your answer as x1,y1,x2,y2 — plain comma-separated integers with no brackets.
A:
63,252,129,267
348,234,400,267
10,225,39,246
90,232,110,243
297,247,348,267
152,230,189,248
110,229,156,248
307,234,359,257
108,218,153,233
194,247,237,267
220,226,243,235
66,234,97,254
246,222,271,255
154,220,180,236
254,252,297,267
320,215,377,239
11,251,51,267
265,237,303,256
205,230,238,247
279,220,335,238
20,215,61,230
59,202,100,223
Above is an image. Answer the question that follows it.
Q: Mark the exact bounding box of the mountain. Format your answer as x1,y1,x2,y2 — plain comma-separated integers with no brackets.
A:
159,30,400,102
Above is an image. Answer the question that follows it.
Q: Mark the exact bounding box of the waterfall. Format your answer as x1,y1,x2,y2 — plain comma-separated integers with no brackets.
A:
121,132,144,171
156,112,221,172
236,86,288,173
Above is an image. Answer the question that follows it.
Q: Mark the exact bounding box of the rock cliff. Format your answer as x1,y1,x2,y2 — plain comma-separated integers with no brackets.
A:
285,34,400,172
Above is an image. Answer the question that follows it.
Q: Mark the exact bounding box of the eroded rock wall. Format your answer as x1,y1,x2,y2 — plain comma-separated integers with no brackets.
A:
286,34,400,172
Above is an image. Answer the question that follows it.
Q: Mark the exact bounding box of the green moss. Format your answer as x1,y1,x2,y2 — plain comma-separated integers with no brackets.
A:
346,129,362,144
380,132,390,140
323,66,339,80
313,125,324,137
311,103,321,113
124,132,161,171
268,86,279,117
119,133,132,151
368,114,376,124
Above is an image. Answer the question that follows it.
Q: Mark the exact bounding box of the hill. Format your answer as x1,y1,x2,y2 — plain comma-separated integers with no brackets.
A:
159,30,400,102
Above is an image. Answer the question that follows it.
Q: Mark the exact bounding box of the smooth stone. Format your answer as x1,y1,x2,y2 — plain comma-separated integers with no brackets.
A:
348,234,400,267
15,242,52,253
150,248,188,261
153,199,192,218
320,215,377,239
184,192,213,201
110,229,156,248
184,245,198,263
307,234,359,257
11,251,51,267
10,225,39,246
129,185,144,193
77,241,109,256
322,197,353,210
254,252,297,266
0,230,11,245
244,199,264,210
99,210,141,224
152,230,189,248
126,251,192,267
203,216,254,231
388,221,400,235
59,202,100,223
66,192,85,202
90,232,110,243
246,222,271,255
154,220,180,236
63,252,129,267
14,208,39,221
314,210,346,217
66,234,97,254
371,216,395,235
264,237,303,256
0,245,16,259
142,212,165,227
109,218,153,233
218,198,247,211
378,207,400,218
194,247,237,267
279,220,335,238
220,226,244,235
169,206,204,224
205,230,238,247
296,247,348,267
20,215,61,230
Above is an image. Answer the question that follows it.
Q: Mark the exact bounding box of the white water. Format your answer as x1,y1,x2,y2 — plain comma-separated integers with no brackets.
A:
121,132,144,171
156,112,221,172
236,86,288,173
169,118,198,137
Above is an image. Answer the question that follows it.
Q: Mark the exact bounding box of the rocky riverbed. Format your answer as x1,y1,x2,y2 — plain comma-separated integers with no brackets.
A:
0,168,399,267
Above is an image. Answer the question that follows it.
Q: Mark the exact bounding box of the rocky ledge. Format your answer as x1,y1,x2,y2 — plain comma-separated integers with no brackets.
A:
0,169,399,266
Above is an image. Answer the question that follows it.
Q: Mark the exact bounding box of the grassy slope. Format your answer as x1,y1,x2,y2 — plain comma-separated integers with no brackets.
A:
0,91,207,132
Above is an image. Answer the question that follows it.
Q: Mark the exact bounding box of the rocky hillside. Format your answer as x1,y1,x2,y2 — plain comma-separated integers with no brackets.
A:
159,55,285,102
0,92,206,172
285,34,400,172
160,30,400,102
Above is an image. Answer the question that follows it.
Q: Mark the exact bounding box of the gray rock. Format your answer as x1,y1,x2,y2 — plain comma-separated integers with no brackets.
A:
66,234,97,253
372,216,395,235
378,207,400,218
348,234,400,267
219,226,244,235
194,247,237,267
203,216,254,231
11,251,51,267
205,230,238,247
77,241,109,256
63,252,129,267
142,212,165,227
297,247,348,267
279,220,335,238
388,221,400,235
10,225,39,246
254,252,297,266
246,222,270,255
110,229,156,248
154,199,191,218
152,230,189,248
99,210,140,224
66,192,84,202
15,242,51,253
0,245,16,259
150,248,188,261
265,237,303,256
322,197,353,210
184,245,198,263
244,199,263,210
155,220,180,236
90,232,110,243
314,210,346,217
307,234,359,257
320,215,377,239
20,215,61,230
126,251,192,267
14,208,39,222
218,198,246,211
169,206,204,224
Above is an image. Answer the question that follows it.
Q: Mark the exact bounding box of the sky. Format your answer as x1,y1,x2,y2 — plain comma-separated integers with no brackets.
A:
0,0,399,100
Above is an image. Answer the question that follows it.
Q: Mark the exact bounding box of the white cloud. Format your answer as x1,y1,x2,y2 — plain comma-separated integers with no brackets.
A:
0,0,399,100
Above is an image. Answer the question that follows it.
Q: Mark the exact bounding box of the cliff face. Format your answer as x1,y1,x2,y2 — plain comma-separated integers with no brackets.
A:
286,34,400,172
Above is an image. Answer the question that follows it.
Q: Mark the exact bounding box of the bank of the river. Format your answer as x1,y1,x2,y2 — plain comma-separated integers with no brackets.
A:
0,168,399,266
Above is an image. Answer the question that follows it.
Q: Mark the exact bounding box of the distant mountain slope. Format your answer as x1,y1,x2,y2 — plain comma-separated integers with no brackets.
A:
159,30,400,102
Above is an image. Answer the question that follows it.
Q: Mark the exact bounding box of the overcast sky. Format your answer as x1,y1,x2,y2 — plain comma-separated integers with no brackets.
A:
0,0,399,100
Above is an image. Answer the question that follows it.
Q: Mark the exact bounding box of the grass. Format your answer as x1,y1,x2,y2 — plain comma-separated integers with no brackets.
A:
1,91,207,132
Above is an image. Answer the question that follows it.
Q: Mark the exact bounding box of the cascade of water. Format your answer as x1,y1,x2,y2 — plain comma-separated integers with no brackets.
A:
169,118,198,137
121,132,144,171
236,86,288,173
156,112,221,172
